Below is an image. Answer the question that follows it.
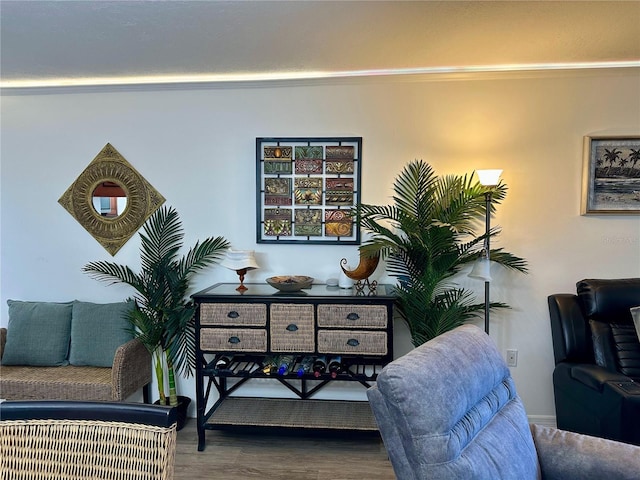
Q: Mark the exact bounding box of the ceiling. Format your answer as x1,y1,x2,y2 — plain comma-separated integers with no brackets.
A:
2,0,639,88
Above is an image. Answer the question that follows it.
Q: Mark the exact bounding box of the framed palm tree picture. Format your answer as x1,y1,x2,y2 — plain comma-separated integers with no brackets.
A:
581,135,640,215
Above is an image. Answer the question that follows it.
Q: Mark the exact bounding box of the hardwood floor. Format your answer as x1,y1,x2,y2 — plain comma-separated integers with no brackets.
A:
174,420,396,480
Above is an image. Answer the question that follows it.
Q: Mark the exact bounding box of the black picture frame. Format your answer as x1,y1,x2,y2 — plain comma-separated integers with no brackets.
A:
256,137,362,244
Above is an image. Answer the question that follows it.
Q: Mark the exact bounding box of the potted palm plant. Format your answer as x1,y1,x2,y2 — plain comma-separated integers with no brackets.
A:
355,160,527,346
83,206,229,426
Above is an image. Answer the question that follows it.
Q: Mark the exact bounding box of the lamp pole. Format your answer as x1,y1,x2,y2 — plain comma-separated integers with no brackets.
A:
483,191,492,335
474,169,502,336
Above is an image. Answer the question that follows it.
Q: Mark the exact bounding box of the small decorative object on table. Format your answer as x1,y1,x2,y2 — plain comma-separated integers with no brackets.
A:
340,252,380,294
221,249,260,292
266,275,314,292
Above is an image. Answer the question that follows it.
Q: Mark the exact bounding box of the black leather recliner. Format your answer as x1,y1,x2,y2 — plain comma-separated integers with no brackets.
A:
548,278,640,445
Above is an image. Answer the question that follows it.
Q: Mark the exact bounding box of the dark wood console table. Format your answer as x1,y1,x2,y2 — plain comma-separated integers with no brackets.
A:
192,283,396,451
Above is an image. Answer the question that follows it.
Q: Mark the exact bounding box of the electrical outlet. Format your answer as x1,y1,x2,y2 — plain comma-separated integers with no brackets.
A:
506,349,518,367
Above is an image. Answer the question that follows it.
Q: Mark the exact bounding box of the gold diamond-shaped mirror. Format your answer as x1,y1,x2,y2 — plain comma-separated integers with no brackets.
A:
59,143,165,255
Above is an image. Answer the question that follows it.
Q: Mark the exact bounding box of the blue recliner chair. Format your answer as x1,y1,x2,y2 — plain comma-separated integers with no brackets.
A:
367,324,640,480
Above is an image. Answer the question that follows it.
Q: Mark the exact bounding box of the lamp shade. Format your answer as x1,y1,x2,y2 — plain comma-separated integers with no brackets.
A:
221,249,259,271
469,258,492,282
476,169,503,186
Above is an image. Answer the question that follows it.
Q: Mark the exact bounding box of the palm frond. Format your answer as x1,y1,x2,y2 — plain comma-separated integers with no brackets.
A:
139,206,184,273
392,160,438,219
164,305,197,376
489,248,529,273
82,262,143,292
178,236,230,279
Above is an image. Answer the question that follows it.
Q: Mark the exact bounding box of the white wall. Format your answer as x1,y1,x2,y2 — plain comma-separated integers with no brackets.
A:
2,68,639,421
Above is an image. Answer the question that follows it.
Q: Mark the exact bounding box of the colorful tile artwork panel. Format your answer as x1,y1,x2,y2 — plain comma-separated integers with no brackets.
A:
325,145,355,174
325,209,353,237
294,177,323,205
264,178,292,206
325,177,354,206
257,137,361,244
264,208,292,236
294,208,322,236
263,146,292,174
295,146,323,174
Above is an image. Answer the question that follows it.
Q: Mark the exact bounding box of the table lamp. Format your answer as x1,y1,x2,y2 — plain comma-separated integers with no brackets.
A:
221,249,259,292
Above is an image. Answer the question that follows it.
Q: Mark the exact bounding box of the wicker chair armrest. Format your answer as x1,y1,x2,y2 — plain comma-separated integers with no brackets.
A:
0,400,176,427
0,327,6,360
112,338,152,401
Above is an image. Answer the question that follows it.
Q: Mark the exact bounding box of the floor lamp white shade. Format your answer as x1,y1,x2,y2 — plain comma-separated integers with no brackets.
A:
469,257,492,282
476,169,503,186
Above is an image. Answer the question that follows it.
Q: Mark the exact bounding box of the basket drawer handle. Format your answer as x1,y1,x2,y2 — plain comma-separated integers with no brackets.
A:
346,313,360,321
286,324,298,332
347,338,360,347
227,311,240,319
228,336,241,344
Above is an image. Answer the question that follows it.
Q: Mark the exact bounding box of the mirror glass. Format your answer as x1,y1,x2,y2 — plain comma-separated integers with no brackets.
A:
91,181,128,218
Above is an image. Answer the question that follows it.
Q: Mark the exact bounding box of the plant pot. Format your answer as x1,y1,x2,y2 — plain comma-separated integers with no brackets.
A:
154,395,191,431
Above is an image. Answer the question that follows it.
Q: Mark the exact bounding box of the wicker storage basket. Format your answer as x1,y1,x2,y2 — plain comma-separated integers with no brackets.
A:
270,304,315,352
200,328,267,352
200,303,267,326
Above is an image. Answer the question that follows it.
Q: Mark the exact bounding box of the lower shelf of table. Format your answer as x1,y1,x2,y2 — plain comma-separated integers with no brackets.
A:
204,397,379,431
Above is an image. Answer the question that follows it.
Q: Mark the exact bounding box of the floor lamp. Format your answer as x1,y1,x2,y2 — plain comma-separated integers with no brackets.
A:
469,169,503,335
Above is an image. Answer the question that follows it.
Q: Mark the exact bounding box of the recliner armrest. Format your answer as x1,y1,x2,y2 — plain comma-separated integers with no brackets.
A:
531,424,640,480
569,363,630,392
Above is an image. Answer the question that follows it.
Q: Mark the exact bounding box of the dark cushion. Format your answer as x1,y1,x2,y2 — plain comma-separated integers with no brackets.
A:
611,323,640,381
577,278,640,322
590,320,618,373
632,307,640,340
2,300,73,366
590,319,640,381
68,300,134,367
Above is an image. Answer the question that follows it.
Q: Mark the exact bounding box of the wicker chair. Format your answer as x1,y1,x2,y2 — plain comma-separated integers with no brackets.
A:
0,400,177,480
0,328,151,402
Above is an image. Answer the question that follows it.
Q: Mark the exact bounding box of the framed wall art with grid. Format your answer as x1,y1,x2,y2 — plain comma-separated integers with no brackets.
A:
256,137,362,244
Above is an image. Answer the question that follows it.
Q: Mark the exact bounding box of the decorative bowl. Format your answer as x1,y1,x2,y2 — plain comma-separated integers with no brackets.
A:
266,275,314,292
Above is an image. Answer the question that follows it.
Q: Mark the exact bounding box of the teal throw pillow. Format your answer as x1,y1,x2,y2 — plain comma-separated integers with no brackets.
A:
2,300,73,366
69,300,135,367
